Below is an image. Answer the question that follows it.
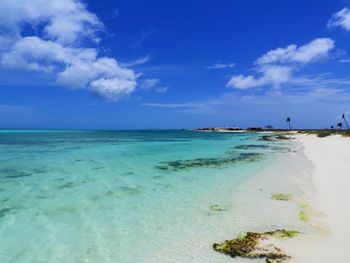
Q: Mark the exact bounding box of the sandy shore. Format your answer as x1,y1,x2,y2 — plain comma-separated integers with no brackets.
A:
281,134,350,262
145,134,349,262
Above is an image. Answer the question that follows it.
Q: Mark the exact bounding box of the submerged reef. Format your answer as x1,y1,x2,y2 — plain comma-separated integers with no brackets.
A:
0,208,12,218
155,152,263,171
271,193,293,201
259,134,291,141
260,135,275,141
234,144,270,150
275,135,291,140
213,229,299,263
209,204,226,212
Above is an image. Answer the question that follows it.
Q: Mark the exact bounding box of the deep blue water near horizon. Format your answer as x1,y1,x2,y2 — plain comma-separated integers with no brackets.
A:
0,130,280,262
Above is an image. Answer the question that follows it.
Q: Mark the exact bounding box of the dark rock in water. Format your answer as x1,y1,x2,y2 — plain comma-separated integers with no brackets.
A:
0,208,12,218
234,144,269,150
2,170,32,179
259,134,290,142
260,135,275,141
57,182,76,189
155,153,263,171
213,229,299,262
209,204,226,212
91,167,105,171
275,135,290,140
270,146,290,153
31,168,47,174
0,167,46,179
115,186,143,196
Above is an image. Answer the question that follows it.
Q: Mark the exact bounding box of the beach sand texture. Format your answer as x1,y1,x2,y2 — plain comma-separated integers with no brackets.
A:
280,135,350,262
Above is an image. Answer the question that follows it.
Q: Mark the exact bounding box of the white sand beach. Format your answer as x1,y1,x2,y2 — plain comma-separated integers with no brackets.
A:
280,134,350,262
145,133,350,263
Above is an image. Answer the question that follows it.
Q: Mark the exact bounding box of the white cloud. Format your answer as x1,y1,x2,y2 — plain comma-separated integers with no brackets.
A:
227,65,292,89
207,63,235,69
256,38,334,65
121,54,151,67
140,78,159,90
0,0,138,101
227,38,335,89
155,86,169,93
0,0,102,45
328,7,350,31
90,78,136,100
140,78,168,93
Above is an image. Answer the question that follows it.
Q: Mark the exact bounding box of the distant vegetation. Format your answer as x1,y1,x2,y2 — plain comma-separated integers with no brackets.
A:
298,130,350,138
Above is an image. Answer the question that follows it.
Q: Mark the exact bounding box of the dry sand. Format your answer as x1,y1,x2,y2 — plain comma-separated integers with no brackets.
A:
280,134,350,262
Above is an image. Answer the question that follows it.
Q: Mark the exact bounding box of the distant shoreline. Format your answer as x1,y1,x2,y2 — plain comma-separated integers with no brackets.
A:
192,127,350,137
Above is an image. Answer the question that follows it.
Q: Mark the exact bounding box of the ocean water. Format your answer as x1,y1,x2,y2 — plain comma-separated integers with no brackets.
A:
0,130,291,263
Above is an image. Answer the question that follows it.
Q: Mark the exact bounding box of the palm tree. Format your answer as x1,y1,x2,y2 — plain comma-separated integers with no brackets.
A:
286,117,292,130
342,113,349,130
331,125,334,130
337,122,343,130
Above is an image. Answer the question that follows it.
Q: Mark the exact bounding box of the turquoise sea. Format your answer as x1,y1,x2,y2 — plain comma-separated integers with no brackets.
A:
0,130,288,262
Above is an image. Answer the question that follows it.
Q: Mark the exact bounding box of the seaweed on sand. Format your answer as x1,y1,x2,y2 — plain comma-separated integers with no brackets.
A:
271,193,293,201
155,152,264,171
299,204,309,222
213,229,299,263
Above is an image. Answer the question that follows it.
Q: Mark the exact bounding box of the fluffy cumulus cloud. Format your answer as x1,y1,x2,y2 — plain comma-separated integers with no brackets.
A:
227,65,293,89
0,0,137,101
328,7,350,31
227,38,335,89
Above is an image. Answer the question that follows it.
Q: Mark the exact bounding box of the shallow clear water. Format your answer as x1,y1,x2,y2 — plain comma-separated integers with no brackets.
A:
0,130,284,262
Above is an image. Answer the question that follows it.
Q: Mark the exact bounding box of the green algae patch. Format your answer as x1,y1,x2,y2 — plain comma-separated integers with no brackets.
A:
266,229,299,240
213,229,299,262
271,193,293,201
299,205,309,222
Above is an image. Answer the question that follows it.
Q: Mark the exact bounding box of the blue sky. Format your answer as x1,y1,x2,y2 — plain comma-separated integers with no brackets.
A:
1,0,350,129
